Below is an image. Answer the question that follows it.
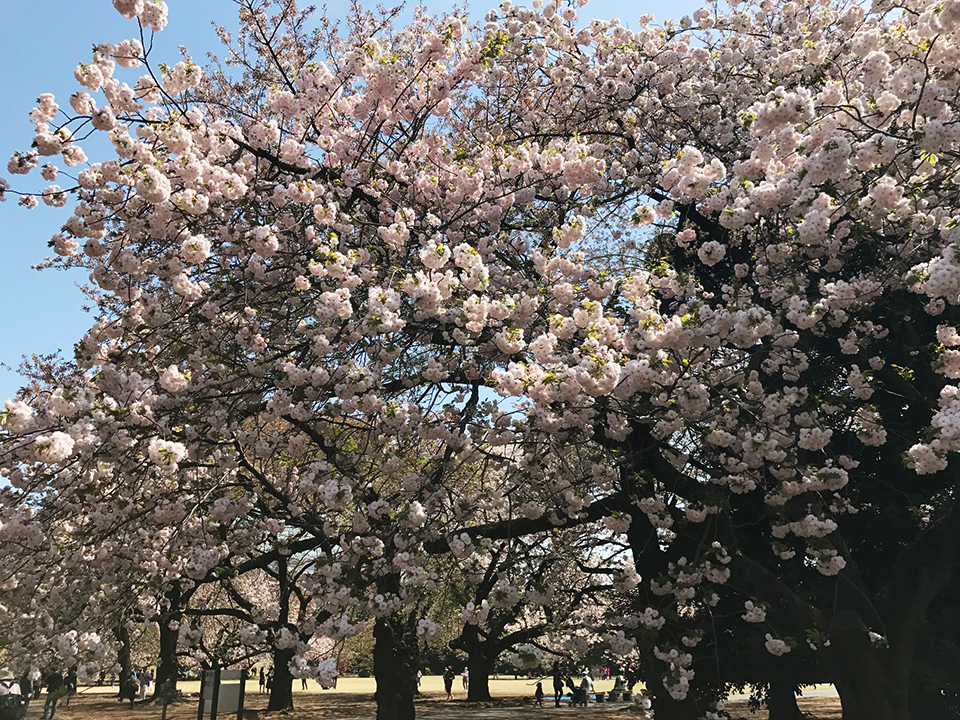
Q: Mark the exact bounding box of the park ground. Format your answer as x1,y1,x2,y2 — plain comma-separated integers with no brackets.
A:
23,676,842,720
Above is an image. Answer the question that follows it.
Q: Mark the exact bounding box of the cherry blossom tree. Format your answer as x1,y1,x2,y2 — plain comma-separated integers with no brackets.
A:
3,0,960,719
448,529,616,701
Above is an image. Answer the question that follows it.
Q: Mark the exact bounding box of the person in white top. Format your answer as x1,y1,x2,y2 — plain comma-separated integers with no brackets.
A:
0,668,21,696
0,668,23,720
579,671,594,698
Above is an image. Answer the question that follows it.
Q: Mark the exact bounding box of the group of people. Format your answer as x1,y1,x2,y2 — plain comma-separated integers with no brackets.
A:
542,662,612,708
0,664,170,718
120,668,153,705
253,664,337,693
117,667,153,707
256,666,274,694
0,667,84,720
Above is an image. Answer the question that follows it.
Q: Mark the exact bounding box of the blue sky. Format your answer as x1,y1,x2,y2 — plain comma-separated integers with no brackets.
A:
0,0,702,402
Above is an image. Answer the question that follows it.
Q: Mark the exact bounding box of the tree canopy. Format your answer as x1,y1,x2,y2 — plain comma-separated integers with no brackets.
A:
3,0,960,718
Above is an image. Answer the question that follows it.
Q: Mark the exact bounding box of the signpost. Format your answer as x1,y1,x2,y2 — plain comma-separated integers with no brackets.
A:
197,668,247,720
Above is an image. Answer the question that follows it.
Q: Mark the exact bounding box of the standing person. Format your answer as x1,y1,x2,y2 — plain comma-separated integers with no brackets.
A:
138,668,150,700
442,667,455,700
579,671,594,703
259,667,265,694
461,667,469,691
534,681,545,707
552,662,565,708
59,669,77,708
266,668,273,694
40,670,62,720
301,675,309,690
18,672,32,715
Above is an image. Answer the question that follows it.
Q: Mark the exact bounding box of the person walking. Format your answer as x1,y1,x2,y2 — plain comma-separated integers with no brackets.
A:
535,681,545,707
461,667,469,691
442,667,455,700
138,669,151,700
40,670,62,720
552,662,565,708
59,669,77,708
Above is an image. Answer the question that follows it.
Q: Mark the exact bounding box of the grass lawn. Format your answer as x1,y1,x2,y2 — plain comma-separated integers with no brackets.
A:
26,677,841,719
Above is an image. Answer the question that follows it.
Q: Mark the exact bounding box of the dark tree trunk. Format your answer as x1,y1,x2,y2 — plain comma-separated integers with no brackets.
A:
114,625,132,699
373,615,416,720
647,688,703,720
153,585,181,701
639,646,702,720
267,647,295,711
268,554,295,711
464,627,494,702
831,610,910,720
831,496,960,720
910,686,960,719
152,617,179,700
767,676,803,720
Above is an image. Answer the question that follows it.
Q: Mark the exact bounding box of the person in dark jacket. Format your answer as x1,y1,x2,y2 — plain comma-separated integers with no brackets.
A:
552,662,565,708
17,674,31,715
40,671,63,720
59,670,77,708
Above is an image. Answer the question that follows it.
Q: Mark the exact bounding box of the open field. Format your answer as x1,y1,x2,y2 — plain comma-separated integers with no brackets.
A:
23,677,842,719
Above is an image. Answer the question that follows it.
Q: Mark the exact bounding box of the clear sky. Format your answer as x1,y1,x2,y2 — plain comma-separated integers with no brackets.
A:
0,0,703,402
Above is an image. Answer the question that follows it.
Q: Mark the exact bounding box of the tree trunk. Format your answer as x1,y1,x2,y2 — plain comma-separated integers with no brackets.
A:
153,585,181,701
267,647,295,711
767,677,802,720
152,616,179,700
831,610,910,720
373,615,416,720
466,647,494,701
640,647,701,720
648,690,703,720
268,554,295,711
910,686,960,719
114,625,132,699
